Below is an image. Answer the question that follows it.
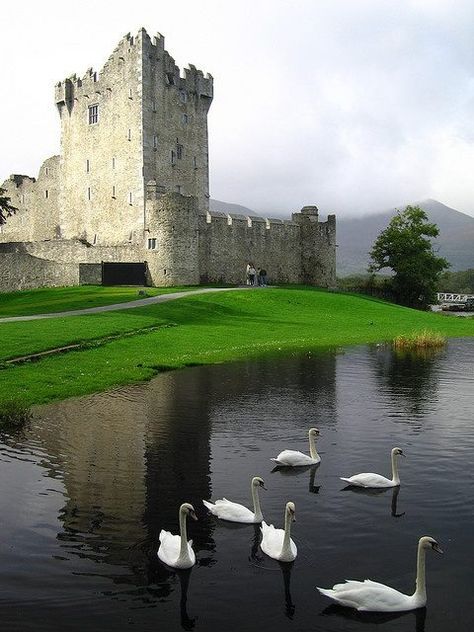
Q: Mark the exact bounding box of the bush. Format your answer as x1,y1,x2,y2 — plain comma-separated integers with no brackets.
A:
0,400,31,429
392,330,445,350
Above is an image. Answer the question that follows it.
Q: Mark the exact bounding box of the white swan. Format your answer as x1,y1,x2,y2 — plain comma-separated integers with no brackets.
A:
317,536,443,612
203,476,266,523
260,501,297,562
271,428,321,466
158,503,198,569
340,447,405,488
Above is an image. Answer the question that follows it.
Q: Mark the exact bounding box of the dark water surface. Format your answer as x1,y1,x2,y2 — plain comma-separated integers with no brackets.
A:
1,340,473,632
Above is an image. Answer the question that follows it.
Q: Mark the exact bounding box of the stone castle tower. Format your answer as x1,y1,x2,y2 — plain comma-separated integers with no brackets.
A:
54,29,212,245
0,28,336,292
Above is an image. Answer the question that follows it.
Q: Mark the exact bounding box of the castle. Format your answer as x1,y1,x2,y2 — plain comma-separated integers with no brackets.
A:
0,28,336,291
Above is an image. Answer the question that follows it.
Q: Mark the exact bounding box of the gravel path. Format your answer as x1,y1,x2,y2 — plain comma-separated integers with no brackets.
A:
0,286,254,323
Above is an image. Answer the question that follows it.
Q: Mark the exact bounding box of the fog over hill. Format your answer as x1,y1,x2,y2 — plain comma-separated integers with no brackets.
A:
210,199,257,216
336,200,474,275
211,198,474,275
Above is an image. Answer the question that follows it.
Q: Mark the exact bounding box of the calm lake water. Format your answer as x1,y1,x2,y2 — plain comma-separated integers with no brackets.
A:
0,340,473,632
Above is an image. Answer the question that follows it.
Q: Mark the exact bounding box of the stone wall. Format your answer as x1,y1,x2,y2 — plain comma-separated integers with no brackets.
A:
55,32,145,245
198,213,302,284
141,32,213,215
145,191,200,286
23,239,143,264
197,208,336,286
0,156,60,243
0,252,78,292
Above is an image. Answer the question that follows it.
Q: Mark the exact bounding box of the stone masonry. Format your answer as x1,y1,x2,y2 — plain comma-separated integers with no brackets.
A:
0,28,336,291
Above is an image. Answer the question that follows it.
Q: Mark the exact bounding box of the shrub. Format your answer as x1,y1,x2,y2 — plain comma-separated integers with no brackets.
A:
0,399,32,429
392,330,445,350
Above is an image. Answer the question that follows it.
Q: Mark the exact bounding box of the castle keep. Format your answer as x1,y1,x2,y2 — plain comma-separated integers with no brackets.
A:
0,29,336,291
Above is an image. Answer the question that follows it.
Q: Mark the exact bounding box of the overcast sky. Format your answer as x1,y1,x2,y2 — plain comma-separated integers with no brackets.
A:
1,0,473,217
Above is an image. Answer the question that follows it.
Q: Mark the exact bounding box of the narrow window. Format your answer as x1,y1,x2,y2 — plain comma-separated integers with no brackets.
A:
45,190,49,199
179,90,187,103
112,185,116,198
152,99,156,112
112,157,116,169
177,144,183,160
182,113,189,124
176,185,182,194
129,192,133,205
171,150,176,166
87,187,91,201
193,156,198,169
86,159,90,173
128,88,133,99
88,104,99,124
166,72,175,85
153,135,158,149
127,128,131,141
45,167,49,176
147,238,157,250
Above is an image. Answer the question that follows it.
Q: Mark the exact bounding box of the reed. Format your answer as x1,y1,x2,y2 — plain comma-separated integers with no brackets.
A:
0,399,31,429
392,330,446,350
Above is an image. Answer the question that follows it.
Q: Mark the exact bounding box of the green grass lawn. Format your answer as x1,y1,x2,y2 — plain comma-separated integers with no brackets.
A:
0,286,473,408
0,284,200,317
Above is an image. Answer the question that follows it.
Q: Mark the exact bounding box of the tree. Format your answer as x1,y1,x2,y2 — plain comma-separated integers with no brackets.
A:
369,205,449,309
0,187,17,225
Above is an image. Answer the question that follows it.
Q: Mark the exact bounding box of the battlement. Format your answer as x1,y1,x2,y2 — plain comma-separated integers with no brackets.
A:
203,211,300,230
55,28,213,111
8,174,35,187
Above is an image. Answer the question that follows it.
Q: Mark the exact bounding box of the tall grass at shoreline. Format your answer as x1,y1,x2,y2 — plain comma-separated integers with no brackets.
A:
392,330,446,350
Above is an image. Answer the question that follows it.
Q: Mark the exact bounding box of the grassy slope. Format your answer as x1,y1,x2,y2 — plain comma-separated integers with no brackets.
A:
0,287,473,407
0,285,199,317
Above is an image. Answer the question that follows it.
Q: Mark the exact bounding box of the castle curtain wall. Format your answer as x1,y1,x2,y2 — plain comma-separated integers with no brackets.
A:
198,214,302,285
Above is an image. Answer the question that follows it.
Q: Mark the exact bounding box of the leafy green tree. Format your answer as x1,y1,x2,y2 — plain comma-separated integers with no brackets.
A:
0,187,17,225
369,205,449,309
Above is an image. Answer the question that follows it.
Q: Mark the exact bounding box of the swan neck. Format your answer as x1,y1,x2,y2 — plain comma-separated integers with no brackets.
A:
309,433,319,460
281,509,292,557
251,483,263,522
414,541,427,600
391,451,400,484
178,508,190,562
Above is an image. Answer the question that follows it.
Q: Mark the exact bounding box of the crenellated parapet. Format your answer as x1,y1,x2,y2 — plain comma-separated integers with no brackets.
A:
55,31,143,113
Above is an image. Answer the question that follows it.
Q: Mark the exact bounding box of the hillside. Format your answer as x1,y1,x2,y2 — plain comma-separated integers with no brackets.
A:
210,198,256,216
337,200,474,275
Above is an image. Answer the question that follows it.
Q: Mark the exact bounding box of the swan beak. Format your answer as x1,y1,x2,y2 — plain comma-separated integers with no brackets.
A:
433,543,443,554
399,452,406,458
190,511,198,521
261,483,267,490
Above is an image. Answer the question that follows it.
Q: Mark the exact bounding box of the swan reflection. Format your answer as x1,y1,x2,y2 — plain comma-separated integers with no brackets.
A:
322,603,426,631
177,568,195,631
271,463,321,494
341,484,405,517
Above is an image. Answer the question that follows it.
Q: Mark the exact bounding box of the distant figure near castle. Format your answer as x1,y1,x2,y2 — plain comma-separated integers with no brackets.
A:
0,28,336,292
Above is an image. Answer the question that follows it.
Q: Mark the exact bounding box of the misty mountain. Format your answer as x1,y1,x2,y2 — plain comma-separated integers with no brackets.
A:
336,199,474,276
210,199,256,216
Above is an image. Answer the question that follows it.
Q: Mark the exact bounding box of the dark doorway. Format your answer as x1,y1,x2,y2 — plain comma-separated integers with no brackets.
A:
102,262,147,286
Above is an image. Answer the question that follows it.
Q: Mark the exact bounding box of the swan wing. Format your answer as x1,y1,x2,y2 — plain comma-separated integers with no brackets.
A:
271,450,317,467
340,473,394,488
158,530,196,568
204,498,255,522
158,529,181,565
318,580,412,612
260,522,284,555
